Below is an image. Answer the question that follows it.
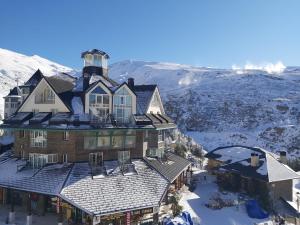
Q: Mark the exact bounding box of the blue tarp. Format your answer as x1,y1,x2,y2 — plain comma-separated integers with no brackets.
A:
245,200,269,219
163,212,193,225
182,211,193,225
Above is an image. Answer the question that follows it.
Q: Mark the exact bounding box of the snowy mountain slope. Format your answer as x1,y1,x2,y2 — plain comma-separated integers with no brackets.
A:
109,60,300,157
1,48,300,157
0,48,75,116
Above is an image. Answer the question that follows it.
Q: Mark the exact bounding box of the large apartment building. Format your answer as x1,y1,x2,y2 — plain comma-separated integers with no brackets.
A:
0,49,191,225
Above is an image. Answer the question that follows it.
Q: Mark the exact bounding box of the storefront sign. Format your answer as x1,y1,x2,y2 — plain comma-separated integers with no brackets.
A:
141,208,153,214
131,208,153,216
101,213,123,220
126,212,131,225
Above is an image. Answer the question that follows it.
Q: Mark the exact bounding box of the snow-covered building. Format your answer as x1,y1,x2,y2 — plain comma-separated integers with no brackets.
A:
0,49,192,225
205,146,300,209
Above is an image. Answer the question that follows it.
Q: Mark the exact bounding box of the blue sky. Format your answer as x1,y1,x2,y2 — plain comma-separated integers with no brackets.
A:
0,0,300,69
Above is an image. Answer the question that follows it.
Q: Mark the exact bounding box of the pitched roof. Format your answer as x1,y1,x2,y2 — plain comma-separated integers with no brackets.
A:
206,146,300,182
5,87,21,97
144,152,191,183
81,49,110,59
133,85,157,114
24,69,44,86
0,157,72,196
60,160,168,215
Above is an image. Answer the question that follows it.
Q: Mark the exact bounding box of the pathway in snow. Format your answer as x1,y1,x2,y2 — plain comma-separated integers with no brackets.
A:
179,170,268,225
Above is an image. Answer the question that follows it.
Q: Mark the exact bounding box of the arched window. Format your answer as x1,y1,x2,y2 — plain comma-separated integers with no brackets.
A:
35,87,55,104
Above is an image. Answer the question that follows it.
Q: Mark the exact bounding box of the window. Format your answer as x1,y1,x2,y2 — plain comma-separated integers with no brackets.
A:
158,130,164,142
84,136,97,150
21,88,30,95
19,130,25,138
97,136,110,147
89,93,110,122
93,55,102,66
89,152,103,166
62,154,68,164
35,87,55,104
147,148,164,158
63,131,69,141
112,135,124,148
113,87,132,124
20,150,25,159
84,54,93,66
30,130,47,148
29,153,57,169
125,136,135,148
118,151,130,164
48,154,58,163
144,130,149,140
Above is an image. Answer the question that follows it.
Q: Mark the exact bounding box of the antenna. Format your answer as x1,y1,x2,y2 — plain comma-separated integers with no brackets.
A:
15,73,21,87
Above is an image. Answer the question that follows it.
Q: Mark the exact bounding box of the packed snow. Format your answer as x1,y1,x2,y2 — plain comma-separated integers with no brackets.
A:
179,170,269,225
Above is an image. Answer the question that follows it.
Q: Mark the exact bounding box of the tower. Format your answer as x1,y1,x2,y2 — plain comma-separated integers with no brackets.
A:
81,49,110,91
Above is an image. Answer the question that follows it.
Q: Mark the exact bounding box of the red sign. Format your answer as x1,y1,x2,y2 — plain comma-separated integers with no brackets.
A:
126,212,131,225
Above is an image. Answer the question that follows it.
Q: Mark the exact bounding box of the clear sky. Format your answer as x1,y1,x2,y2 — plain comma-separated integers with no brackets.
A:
0,0,300,69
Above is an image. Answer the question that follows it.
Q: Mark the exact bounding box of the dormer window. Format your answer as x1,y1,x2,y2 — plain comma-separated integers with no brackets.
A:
113,87,132,124
89,91,110,122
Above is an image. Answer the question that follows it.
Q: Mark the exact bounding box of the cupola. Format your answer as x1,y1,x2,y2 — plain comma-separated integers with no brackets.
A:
81,49,109,76
81,49,110,91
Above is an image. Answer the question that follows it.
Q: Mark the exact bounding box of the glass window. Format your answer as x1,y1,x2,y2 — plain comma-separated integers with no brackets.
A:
63,131,69,141
30,130,47,148
97,136,110,147
89,152,103,166
103,95,109,104
35,87,55,104
90,95,96,104
118,151,130,164
89,94,110,122
84,136,97,150
113,87,132,124
85,54,93,66
125,136,136,148
112,136,124,148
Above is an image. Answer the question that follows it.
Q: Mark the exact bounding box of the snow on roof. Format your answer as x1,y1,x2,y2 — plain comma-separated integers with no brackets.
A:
134,85,157,114
206,146,263,164
210,146,300,182
60,160,168,215
71,97,84,114
0,157,72,195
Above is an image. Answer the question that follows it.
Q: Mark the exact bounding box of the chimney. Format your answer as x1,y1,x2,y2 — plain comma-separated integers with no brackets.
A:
250,153,259,167
279,151,287,164
128,78,134,90
82,73,91,92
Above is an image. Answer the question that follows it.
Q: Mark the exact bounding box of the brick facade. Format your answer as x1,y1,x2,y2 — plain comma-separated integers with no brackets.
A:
13,129,152,163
